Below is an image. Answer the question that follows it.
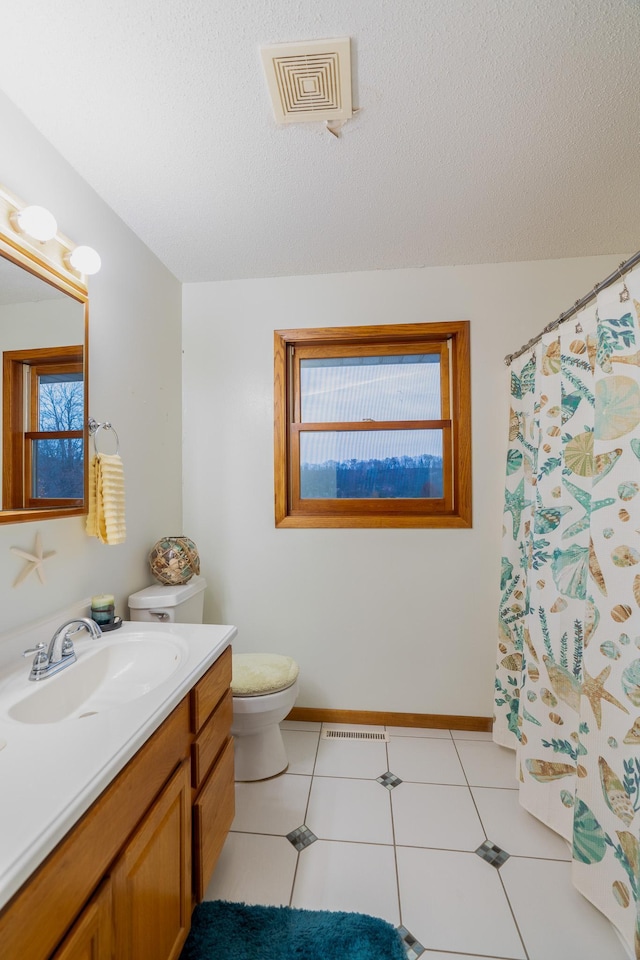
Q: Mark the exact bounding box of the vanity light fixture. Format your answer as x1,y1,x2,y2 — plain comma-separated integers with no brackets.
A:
12,204,58,243
1,184,101,286
67,245,101,275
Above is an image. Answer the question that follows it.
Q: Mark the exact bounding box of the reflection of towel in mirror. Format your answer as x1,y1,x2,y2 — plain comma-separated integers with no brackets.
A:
86,453,126,545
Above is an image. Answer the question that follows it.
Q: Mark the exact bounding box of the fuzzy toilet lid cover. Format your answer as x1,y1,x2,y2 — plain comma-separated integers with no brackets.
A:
231,653,299,696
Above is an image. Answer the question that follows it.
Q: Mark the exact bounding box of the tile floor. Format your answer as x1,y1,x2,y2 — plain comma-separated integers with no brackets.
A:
204,721,630,960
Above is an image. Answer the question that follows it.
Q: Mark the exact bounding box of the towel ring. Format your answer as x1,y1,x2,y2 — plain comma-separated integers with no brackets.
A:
88,418,120,456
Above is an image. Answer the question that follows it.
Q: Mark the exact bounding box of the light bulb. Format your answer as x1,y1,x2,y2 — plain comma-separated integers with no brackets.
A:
69,245,101,275
15,205,58,242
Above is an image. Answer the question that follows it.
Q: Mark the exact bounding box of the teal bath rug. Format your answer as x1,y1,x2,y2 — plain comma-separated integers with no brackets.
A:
180,900,407,960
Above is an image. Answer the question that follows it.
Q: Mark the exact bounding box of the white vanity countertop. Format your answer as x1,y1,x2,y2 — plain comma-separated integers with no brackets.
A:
0,615,236,910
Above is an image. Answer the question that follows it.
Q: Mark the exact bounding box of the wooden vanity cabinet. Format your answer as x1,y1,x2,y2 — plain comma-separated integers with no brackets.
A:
193,736,234,900
50,879,112,960
190,645,235,901
0,644,234,960
112,760,192,960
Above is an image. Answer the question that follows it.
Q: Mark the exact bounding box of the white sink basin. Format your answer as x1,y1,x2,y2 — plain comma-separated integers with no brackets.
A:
8,634,186,724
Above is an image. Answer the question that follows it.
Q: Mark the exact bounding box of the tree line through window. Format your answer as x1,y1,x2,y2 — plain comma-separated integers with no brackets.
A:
2,346,84,509
32,369,84,499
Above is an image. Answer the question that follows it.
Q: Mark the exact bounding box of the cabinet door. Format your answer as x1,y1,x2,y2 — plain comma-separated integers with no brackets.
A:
50,879,112,960
193,737,235,901
113,761,191,960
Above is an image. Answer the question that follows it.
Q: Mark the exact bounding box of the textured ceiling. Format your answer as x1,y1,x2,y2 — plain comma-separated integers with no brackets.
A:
1,1,639,282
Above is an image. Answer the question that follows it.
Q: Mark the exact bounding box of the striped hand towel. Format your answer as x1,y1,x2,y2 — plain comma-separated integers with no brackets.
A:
85,454,99,538
86,453,126,545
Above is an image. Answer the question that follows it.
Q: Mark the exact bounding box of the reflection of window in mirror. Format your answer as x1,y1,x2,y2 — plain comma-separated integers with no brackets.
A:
3,346,84,508
0,190,89,523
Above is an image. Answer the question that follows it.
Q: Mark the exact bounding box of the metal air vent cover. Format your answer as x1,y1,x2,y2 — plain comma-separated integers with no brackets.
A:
260,37,352,124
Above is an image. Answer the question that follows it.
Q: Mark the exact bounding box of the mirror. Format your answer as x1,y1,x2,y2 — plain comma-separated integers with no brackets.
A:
0,245,88,524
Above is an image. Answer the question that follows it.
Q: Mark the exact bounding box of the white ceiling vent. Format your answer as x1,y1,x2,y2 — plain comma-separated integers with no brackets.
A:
260,37,352,124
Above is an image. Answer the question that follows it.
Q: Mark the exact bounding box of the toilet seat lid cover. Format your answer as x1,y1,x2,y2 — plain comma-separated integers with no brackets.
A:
232,653,299,696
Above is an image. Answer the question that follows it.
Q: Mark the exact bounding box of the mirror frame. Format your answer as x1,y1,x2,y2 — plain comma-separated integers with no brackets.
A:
0,188,89,524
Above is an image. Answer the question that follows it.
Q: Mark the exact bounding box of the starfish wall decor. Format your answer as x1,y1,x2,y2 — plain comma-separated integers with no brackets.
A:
10,532,57,587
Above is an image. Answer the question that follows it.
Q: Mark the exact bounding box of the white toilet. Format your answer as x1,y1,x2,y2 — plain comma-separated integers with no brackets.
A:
127,576,208,624
127,578,299,781
231,654,299,781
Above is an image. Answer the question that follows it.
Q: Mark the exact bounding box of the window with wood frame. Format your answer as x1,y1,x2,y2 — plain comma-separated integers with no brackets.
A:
274,322,471,528
3,345,84,509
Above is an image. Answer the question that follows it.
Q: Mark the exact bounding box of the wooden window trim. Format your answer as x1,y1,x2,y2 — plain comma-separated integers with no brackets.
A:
2,345,84,511
274,321,472,529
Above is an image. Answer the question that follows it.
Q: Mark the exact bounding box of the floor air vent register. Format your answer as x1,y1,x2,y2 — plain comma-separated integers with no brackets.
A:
321,729,390,741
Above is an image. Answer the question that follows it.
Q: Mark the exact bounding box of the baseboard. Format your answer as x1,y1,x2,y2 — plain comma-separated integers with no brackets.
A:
285,707,493,732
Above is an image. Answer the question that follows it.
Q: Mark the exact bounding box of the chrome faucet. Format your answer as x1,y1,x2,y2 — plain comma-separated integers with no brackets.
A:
23,617,102,681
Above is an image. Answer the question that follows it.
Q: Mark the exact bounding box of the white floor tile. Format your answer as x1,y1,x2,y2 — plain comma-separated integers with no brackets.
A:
387,736,466,785
306,776,394,844
203,831,297,906
472,787,571,861
450,729,494,740
387,726,452,739
215,721,625,960
232,774,311,835
423,954,494,959
501,857,629,960
454,739,518,788
281,720,322,731
392,782,485,851
291,839,399,925
396,847,526,958
281,729,319,775
313,736,389,779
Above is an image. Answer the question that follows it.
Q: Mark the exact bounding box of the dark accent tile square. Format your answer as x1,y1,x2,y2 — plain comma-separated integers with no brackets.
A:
286,824,318,851
475,839,510,868
396,925,425,959
377,771,403,790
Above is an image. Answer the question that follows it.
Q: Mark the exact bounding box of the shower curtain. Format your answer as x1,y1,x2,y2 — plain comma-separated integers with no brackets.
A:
494,262,640,958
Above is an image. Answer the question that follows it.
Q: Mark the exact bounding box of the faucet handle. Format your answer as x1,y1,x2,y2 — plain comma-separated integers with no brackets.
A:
23,642,46,658
23,642,49,677
61,634,75,658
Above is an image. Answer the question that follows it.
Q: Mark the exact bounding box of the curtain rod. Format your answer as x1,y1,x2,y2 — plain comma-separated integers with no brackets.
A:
503,248,640,366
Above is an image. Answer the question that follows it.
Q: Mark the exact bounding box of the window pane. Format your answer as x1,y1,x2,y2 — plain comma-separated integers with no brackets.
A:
300,430,443,499
38,373,84,431
32,438,84,498
300,355,440,423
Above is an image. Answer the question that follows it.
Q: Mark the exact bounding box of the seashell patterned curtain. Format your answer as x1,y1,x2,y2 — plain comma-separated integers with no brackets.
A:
495,262,640,957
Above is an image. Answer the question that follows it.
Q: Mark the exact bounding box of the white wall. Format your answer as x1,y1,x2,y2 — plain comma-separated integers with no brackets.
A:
0,91,183,631
2,80,625,716
182,255,626,718
0,298,82,350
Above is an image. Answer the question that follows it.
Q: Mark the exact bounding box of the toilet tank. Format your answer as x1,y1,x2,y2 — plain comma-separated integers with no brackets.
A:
127,576,207,624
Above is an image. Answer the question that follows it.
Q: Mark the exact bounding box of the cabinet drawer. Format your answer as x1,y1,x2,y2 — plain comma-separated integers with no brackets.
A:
191,646,232,734
192,688,233,791
193,738,235,901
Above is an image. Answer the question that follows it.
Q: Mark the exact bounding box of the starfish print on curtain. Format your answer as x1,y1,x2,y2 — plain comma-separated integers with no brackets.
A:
494,263,640,958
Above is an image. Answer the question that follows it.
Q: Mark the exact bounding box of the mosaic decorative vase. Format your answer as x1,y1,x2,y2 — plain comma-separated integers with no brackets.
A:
148,536,200,585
